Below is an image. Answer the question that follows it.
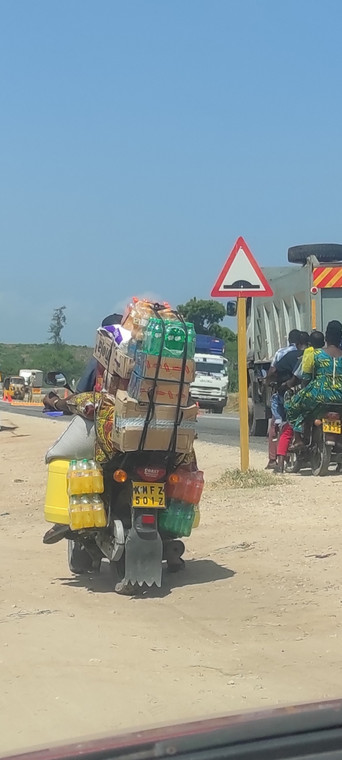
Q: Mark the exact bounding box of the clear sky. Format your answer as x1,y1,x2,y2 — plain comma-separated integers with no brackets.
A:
1,0,342,344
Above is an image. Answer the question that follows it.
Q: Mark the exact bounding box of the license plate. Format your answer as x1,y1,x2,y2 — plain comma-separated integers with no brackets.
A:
323,419,341,433
132,482,165,508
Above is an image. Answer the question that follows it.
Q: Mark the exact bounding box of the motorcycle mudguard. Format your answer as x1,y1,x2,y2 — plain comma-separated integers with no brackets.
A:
123,526,163,588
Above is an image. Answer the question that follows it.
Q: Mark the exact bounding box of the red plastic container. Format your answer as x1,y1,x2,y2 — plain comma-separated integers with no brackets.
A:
166,469,204,505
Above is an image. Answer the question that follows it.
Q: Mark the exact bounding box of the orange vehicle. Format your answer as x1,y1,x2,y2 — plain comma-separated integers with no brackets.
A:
3,375,26,401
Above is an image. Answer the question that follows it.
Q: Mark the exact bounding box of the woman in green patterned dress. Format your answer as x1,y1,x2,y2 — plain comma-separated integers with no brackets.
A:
286,320,342,447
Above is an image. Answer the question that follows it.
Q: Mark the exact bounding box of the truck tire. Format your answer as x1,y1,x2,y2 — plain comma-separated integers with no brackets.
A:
248,395,268,436
250,417,268,437
288,243,342,265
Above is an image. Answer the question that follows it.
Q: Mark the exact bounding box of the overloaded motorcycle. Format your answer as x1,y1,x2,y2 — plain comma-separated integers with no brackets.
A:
286,403,342,476
43,374,203,595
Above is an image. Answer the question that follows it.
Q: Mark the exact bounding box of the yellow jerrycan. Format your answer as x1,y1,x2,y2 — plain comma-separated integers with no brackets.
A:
44,459,70,525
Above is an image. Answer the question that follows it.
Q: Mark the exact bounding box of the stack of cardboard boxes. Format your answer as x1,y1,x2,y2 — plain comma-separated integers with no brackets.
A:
93,303,197,454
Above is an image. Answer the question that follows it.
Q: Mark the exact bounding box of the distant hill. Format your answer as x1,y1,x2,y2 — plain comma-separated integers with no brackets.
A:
0,343,93,381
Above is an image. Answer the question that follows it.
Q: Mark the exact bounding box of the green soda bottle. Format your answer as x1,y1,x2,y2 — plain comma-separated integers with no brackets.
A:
143,318,195,358
159,499,195,537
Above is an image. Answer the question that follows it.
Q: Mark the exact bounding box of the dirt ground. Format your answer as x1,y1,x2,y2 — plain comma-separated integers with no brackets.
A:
0,411,342,755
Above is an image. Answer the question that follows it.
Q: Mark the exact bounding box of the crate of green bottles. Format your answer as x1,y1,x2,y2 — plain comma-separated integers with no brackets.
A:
158,499,195,538
142,318,196,359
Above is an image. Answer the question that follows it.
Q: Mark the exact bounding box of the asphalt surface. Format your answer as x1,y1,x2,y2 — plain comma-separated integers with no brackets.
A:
0,400,268,453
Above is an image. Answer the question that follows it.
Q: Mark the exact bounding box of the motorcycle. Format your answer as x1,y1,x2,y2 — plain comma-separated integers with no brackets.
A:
286,403,342,476
43,374,201,595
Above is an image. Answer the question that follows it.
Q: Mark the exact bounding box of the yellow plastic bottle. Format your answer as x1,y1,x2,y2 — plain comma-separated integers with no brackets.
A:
67,460,82,496
193,504,201,528
69,496,84,530
78,459,93,495
92,495,107,528
81,495,95,528
89,461,104,494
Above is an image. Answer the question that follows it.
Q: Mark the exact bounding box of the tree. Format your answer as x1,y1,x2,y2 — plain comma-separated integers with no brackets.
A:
49,306,66,346
178,297,238,390
177,297,226,334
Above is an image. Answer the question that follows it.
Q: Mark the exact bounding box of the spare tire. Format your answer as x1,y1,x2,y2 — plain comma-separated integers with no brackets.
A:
288,243,342,265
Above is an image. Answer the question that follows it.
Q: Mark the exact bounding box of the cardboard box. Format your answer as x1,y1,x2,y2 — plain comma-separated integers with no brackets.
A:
103,371,129,396
110,348,135,379
93,330,134,378
112,390,197,453
93,330,115,369
127,372,189,406
134,351,195,383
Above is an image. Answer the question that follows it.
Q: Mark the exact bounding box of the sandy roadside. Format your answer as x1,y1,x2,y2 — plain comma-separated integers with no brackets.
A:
0,411,341,755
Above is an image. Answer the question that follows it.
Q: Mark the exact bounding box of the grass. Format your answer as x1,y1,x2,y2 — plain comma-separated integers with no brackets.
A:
213,468,284,489
226,392,239,412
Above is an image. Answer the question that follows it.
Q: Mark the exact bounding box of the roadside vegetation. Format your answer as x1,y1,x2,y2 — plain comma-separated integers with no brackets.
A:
213,468,284,489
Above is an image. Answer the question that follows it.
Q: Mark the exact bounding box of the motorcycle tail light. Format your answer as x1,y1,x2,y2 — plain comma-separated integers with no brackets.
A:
141,515,155,525
136,467,166,482
168,473,180,484
113,469,128,483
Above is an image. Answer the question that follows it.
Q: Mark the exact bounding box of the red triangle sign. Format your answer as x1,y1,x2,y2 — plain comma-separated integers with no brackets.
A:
211,236,273,298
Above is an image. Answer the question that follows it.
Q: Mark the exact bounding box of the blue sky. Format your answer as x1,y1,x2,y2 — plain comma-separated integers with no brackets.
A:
1,0,342,344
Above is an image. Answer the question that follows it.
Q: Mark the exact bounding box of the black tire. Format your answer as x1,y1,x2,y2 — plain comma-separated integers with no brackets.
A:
288,243,342,265
67,540,93,574
311,440,331,476
250,417,268,437
214,406,224,415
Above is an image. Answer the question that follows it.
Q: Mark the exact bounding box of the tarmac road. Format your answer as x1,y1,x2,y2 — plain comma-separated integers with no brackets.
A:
0,400,268,453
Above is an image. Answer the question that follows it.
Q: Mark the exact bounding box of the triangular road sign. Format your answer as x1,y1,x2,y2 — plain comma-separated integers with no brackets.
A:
211,236,273,298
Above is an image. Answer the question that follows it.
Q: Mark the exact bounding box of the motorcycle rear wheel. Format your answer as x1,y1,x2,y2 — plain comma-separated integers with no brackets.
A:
311,439,331,476
67,539,93,574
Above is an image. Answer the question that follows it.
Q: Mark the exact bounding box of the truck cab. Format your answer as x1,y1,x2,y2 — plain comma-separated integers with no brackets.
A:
190,335,228,414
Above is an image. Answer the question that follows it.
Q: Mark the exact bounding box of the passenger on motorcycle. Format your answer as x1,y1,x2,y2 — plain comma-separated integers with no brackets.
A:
288,330,325,387
265,329,302,469
286,320,342,449
268,331,309,436
275,331,324,472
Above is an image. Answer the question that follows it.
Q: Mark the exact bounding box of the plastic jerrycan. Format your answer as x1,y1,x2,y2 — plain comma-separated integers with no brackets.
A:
44,459,70,525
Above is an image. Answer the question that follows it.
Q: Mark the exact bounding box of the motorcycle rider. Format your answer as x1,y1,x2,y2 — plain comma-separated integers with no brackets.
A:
43,313,123,413
43,313,123,547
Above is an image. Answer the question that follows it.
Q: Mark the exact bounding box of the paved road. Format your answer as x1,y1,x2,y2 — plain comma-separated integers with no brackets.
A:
0,400,268,453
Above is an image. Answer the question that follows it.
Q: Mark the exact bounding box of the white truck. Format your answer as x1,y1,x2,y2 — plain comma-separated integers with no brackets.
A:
190,335,229,414
247,243,342,434
19,369,44,389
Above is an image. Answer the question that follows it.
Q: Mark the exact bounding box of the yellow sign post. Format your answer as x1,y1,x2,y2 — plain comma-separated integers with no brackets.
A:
211,236,273,472
237,297,249,471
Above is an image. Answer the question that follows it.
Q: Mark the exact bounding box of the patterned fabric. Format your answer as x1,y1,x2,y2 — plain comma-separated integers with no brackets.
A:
94,393,117,461
293,346,316,380
286,349,342,432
